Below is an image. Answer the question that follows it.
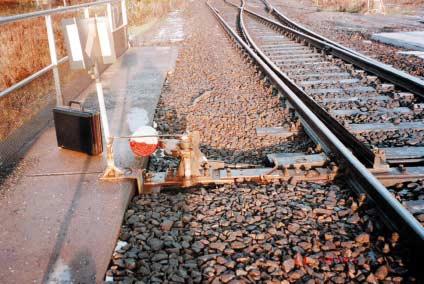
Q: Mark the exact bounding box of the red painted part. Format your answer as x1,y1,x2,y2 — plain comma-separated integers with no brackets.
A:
129,141,158,157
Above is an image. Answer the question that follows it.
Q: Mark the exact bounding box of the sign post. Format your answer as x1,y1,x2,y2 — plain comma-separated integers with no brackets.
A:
62,16,122,178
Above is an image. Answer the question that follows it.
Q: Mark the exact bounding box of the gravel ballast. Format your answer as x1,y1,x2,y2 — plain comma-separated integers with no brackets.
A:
106,1,418,283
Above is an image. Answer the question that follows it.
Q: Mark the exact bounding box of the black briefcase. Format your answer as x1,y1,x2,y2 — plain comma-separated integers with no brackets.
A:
53,101,103,155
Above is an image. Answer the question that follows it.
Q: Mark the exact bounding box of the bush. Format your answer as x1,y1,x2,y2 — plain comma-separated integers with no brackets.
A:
127,0,186,25
0,0,185,140
315,0,367,13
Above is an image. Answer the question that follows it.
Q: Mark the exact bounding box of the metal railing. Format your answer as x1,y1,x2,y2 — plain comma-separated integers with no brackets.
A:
0,0,128,104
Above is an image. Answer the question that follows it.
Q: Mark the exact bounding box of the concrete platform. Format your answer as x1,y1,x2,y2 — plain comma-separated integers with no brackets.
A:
0,46,178,284
372,31,424,51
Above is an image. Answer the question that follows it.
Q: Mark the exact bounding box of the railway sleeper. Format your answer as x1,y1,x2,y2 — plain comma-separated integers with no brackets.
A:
285,66,341,75
319,95,391,104
262,47,312,54
307,86,375,95
382,146,424,164
277,61,334,69
266,53,322,60
303,84,377,94
255,35,285,39
260,45,308,50
404,200,424,215
330,107,412,117
349,121,424,133
255,124,300,138
273,57,323,64
290,71,352,80
299,78,361,86
372,166,424,186
311,92,394,101
322,102,398,112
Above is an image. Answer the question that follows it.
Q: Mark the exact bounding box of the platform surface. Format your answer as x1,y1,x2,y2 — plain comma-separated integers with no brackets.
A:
0,46,178,284
372,31,424,51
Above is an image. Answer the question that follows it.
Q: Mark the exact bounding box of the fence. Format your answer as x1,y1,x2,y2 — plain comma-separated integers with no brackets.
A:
0,0,128,102
0,0,129,167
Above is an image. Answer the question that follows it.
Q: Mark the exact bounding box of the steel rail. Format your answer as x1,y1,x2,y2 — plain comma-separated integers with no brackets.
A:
259,0,372,58
257,0,424,99
260,0,273,13
0,0,120,25
207,0,423,263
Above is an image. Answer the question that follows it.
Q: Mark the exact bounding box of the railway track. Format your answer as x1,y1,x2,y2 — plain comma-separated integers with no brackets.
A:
107,1,423,282
209,0,424,269
234,1,424,169
239,3,424,171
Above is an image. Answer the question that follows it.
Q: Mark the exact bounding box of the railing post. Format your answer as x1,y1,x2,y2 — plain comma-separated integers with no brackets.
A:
45,14,63,106
121,0,129,48
83,7,89,18
121,0,128,26
106,3,114,30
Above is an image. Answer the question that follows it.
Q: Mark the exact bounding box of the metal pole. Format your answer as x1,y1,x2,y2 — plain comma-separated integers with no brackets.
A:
121,0,128,26
45,14,63,106
120,0,129,48
93,63,110,141
83,7,89,18
93,62,122,178
106,3,114,30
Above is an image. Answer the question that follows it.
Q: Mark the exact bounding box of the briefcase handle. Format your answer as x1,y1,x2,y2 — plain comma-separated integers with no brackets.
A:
69,100,84,111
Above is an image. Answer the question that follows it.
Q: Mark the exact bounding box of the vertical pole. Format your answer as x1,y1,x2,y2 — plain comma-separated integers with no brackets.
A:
106,3,114,31
121,0,129,48
45,14,63,106
63,0,67,6
121,0,128,26
94,62,122,178
93,63,110,141
83,7,89,18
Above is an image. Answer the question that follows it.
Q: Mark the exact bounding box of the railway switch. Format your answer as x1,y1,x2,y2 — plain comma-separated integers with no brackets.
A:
100,126,338,194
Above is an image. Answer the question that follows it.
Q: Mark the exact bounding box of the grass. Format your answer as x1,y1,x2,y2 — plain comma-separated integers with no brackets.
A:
127,0,187,25
0,11,78,141
314,0,367,13
0,0,185,141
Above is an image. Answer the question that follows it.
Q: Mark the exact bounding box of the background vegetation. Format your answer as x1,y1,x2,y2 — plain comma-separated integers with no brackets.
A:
0,0,184,140
314,0,424,13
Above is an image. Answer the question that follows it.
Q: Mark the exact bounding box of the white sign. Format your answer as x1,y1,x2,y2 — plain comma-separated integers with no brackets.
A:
61,17,116,70
62,18,86,69
95,17,116,64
